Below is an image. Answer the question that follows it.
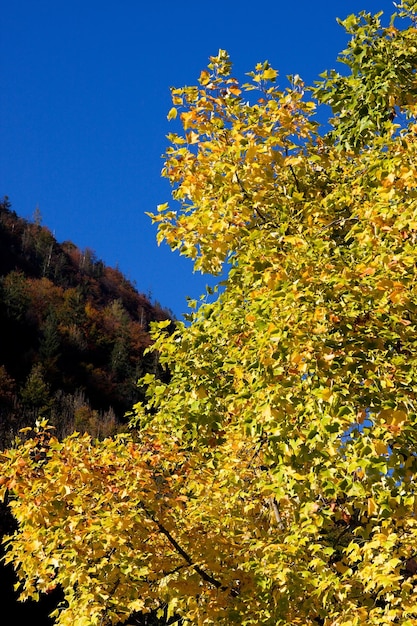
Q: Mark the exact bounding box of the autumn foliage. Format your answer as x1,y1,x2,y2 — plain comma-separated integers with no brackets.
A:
2,3,417,625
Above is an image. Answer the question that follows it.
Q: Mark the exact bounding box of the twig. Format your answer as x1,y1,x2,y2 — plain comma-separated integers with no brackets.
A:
288,164,301,193
320,216,359,232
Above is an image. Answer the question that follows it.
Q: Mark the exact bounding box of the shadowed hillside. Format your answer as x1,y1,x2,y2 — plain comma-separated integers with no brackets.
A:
0,197,173,447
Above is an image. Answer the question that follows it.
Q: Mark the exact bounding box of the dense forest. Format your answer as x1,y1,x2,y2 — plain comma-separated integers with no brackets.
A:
0,197,173,448
0,197,174,625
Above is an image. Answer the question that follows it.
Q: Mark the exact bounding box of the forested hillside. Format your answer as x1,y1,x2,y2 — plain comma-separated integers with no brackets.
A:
0,197,173,447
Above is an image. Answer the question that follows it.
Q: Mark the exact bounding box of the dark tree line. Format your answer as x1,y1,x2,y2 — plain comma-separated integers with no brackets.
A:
0,197,174,447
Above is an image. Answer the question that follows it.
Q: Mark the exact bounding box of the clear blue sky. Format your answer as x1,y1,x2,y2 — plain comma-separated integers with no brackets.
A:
1,0,395,319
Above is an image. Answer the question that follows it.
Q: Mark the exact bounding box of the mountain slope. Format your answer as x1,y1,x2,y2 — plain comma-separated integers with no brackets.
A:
0,197,173,446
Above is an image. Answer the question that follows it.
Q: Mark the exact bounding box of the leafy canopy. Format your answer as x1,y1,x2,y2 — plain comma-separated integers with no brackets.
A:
2,3,417,625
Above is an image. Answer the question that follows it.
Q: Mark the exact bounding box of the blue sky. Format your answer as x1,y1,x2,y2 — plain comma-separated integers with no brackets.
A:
1,0,396,319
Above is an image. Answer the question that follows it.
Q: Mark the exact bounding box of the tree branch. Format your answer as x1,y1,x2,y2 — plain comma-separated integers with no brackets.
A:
234,171,269,224
288,164,301,193
139,504,238,597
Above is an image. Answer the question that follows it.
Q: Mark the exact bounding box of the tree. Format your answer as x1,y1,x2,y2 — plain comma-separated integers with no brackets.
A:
0,270,30,323
20,364,52,417
2,3,417,625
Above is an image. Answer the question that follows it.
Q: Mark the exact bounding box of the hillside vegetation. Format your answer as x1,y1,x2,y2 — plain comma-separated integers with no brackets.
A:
0,197,172,446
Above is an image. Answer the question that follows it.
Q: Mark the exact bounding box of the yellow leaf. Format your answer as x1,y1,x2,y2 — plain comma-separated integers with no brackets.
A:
262,68,278,81
391,410,407,426
261,405,271,420
368,497,377,517
379,408,407,427
335,561,350,575
167,107,178,121
196,386,207,399
199,70,210,85
172,95,183,105
292,472,305,480
382,172,395,187
374,441,388,455
246,143,257,161
180,111,195,129
186,131,199,144
320,388,333,402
